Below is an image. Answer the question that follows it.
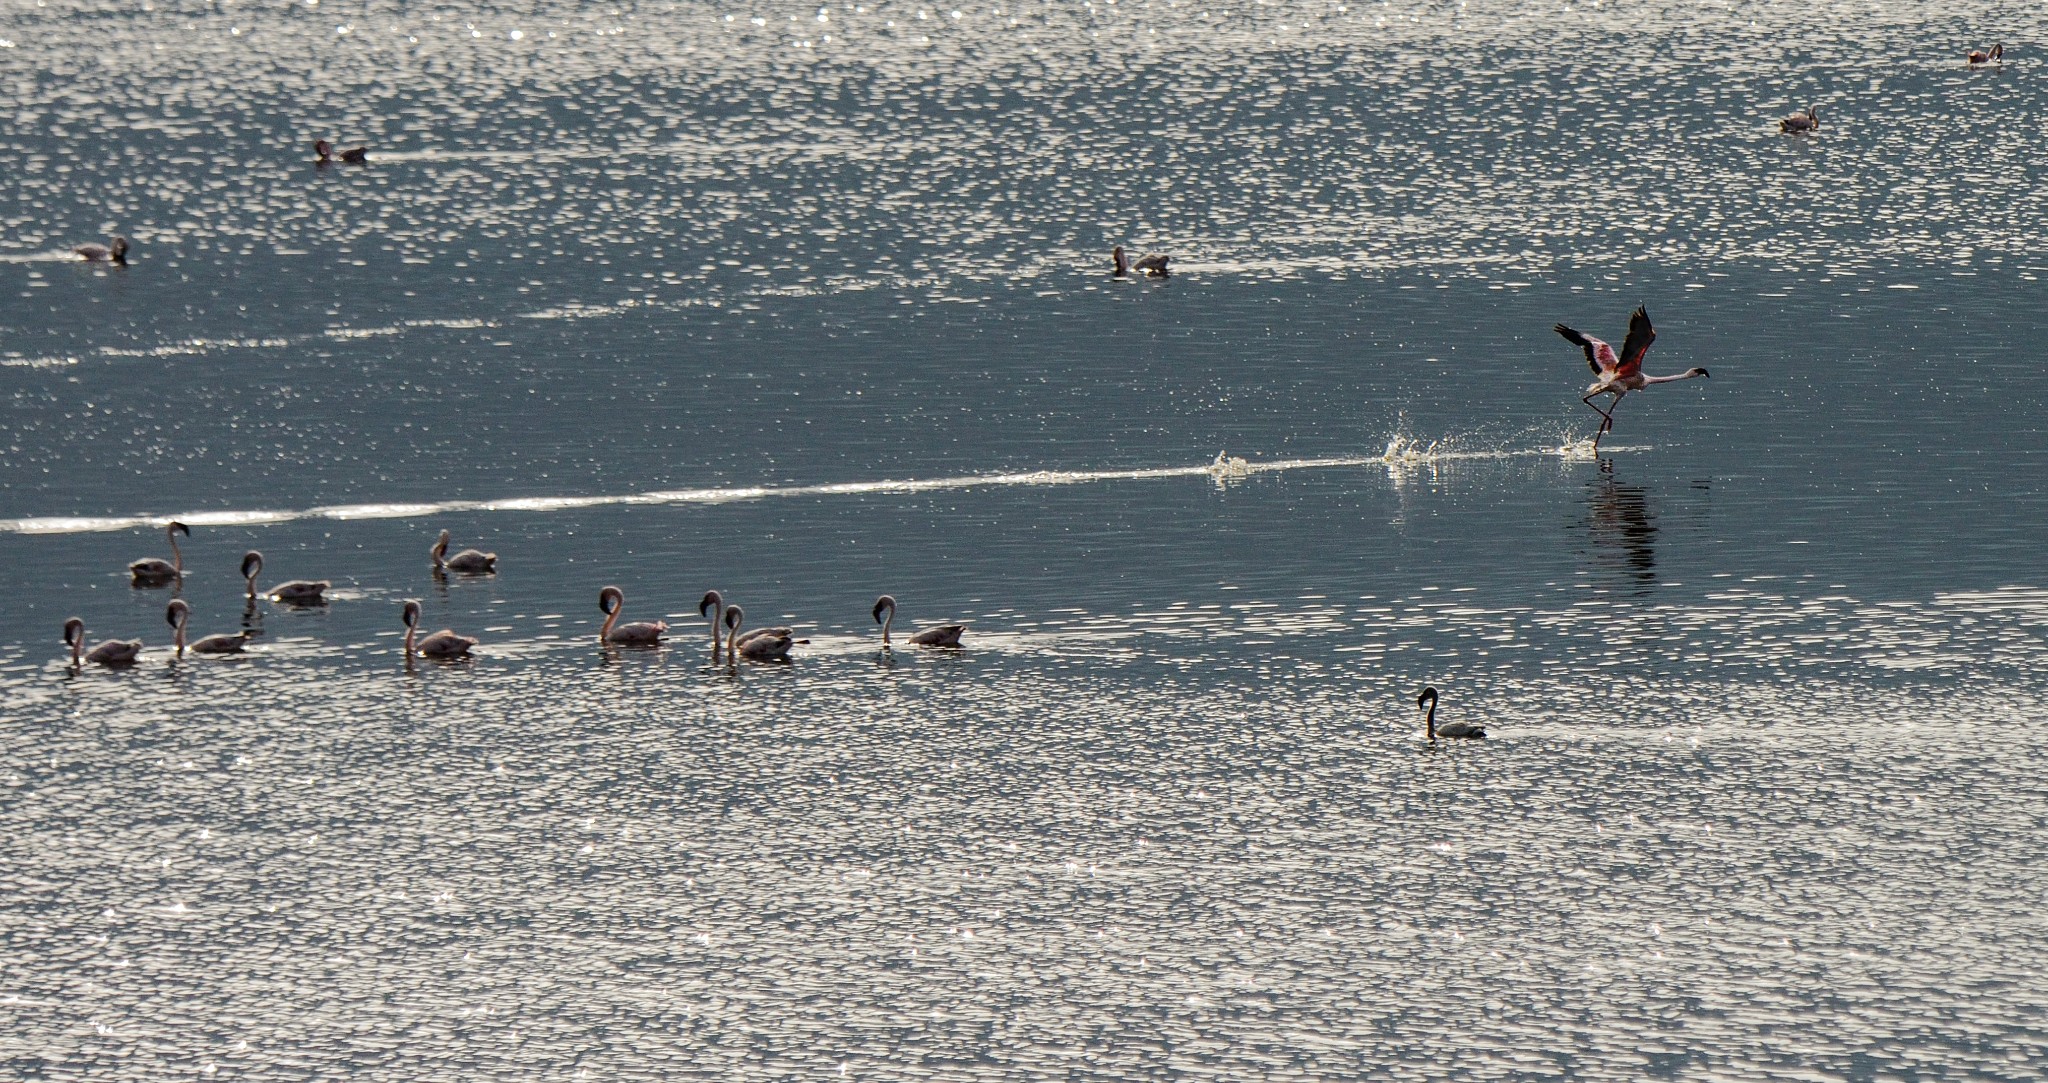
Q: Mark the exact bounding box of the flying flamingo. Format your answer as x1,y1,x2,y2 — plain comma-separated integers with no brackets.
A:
1554,306,1709,452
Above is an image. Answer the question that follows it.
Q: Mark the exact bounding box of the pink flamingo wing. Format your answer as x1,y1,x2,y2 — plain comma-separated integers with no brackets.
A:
1554,323,1619,374
1616,306,1656,378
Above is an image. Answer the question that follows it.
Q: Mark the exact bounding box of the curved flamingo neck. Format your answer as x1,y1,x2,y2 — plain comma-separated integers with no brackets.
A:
173,611,187,655
881,605,894,645
168,528,183,575
600,604,619,642
1423,696,1437,739
726,614,742,665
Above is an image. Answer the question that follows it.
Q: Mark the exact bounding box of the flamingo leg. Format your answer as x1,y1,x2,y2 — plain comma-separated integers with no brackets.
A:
1591,391,1626,451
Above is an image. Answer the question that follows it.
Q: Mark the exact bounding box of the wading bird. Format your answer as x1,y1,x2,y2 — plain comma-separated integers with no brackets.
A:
872,595,965,648
431,529,497,573
76,236,130,264
166,599,251,656
1968,42,2004,65
722,605,795,663
1554,306,1709,452
1416,686,1485,740
314,139,368,164
598,586,667,645
1112,245,1171,279
63,618,142,667
401,600,476,659
1779,105,1820,133
129,521,190,586
241,550,330,604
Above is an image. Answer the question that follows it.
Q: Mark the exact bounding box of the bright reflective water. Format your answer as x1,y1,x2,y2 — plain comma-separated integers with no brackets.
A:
5,1,2048,1079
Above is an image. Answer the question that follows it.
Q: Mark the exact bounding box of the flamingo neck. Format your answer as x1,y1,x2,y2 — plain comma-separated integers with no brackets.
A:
1643,371,1701,385
404,623,417,656
169,532,182,574
707,603,723,655
726,619,741,665
882,607,894,646
1424,698,1437,739
600,606,619,643
174,615,186,655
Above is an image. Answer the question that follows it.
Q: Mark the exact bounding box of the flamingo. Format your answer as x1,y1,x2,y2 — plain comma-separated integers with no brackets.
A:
241,550,330,605
1968,42,2004,65
129,521,190,586
1416,687,1485,740
62,618,143,666
314,139,368,164
1112,245,1171,279
1554,306,1709,452
76,236,130,264
431,529,497,573
401,600,477,659
1779,105,1820,133
598,586,667,645
722,605,795,663
872,595,965,648
165,599,251,656
699,590,796,653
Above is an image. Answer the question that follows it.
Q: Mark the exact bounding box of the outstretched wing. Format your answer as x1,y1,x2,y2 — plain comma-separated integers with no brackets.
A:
1554,323,1617,375
1616,306,1655,379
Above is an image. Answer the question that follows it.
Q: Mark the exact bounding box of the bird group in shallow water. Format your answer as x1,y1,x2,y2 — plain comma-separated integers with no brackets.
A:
72,523,1497,740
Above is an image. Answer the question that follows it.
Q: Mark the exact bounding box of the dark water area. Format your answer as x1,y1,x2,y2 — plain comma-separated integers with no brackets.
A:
4,1,2048,1079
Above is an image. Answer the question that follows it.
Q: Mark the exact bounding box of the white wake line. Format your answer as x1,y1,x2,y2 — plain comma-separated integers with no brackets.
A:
0,443,1599,536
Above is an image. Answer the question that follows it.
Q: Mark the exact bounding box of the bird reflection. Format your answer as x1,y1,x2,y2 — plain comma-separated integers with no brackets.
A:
1581,471,1658,591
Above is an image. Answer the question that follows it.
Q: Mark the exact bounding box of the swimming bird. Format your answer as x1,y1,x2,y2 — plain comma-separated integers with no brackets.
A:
129,521,190,586
431,529,497,573
165,599,251,656
1554,306,1709,452
1112,245,1171,278
722,605,795,663
241,550,330,605
698,590,729,656
1779,105,1819,133
63,617,143,666
401,599,477,659
598,586,667,645
76,236,130,264
314,139,368,164
872,595,965,648
1416,686,1485,740
1968,42,2004,65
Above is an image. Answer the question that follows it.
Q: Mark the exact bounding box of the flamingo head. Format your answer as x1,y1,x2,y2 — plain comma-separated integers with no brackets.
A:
1416,686,1439,710
240,550,264,581
1687,367,1710,379
315,139,333,159
169,520,190,538
166,599,190,628
63,617,84,648
723,604,745,631
872,595,898,623
402,600,423,629
698,590,724,619
599,586,624,616
111,237,130,262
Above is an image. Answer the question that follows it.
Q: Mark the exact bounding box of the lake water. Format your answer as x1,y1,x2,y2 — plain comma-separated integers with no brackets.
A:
5,1,2048,1079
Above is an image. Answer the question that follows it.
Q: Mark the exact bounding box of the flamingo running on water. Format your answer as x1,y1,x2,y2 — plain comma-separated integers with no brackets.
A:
597,586,667,645
129,521,190,586
62,618,143,667
1554,306,1710,452
1416,686,1485,740
872,595,965,648
1779,106,1819,133
1968,42,2004,65
1112,245,1171,279
166,599,252,656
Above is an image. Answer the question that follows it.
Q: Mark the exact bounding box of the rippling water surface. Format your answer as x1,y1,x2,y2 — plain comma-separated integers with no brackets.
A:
6,1,2048,1079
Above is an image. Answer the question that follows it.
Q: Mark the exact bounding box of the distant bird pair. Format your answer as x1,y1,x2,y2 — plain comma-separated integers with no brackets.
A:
1112,245,1170,279
314,138,368,164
